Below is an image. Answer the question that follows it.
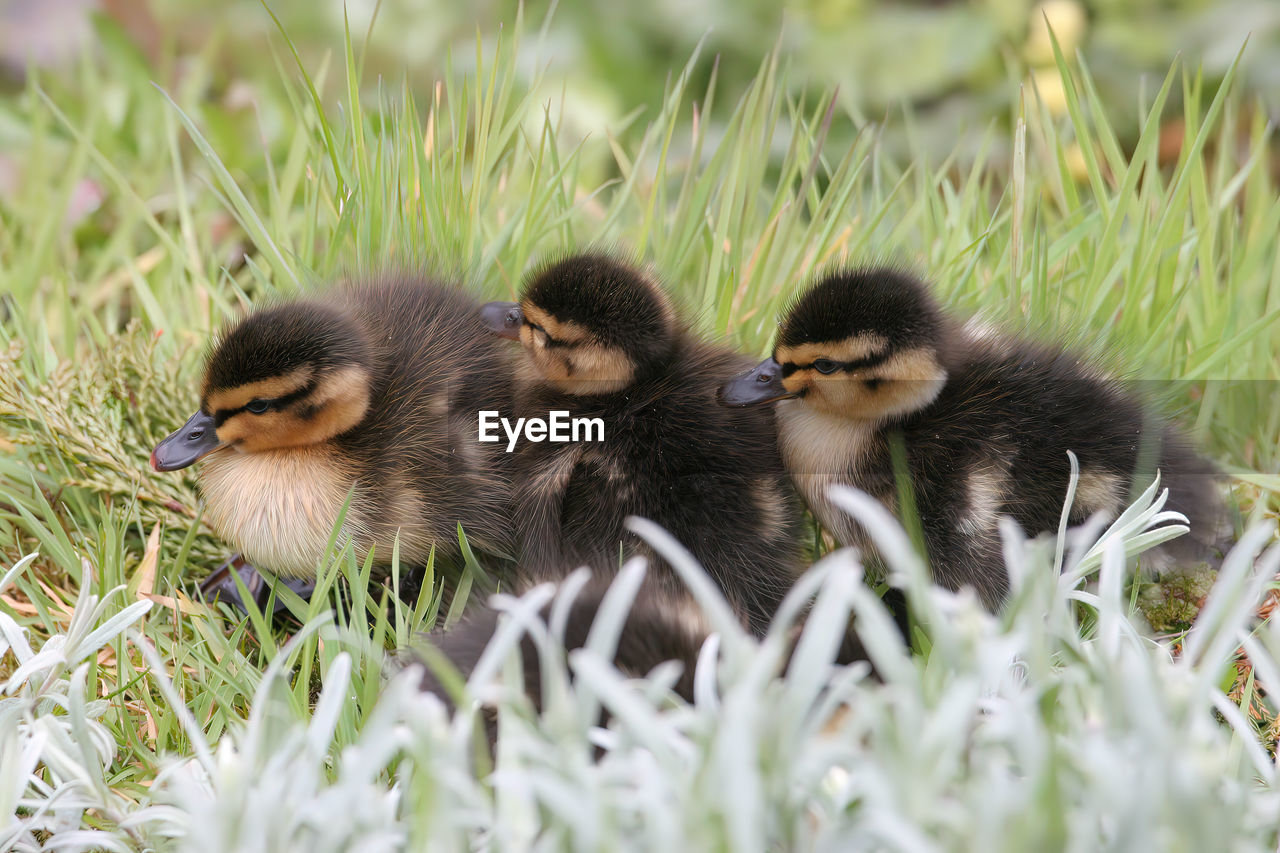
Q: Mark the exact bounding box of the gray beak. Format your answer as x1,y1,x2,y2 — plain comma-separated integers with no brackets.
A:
151,410,221,471
480,301,523,340
717,358,797,407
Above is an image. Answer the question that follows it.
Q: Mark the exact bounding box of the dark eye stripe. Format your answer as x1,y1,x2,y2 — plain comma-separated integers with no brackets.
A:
211,379,317,425
275,380,317,406
777,350,891,375
812,359,840,374
848,351,890,370
526,321,569,349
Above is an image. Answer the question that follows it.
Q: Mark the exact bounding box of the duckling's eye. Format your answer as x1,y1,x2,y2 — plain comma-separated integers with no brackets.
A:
527,322,560,347
812,358,841,375
245,399,271,415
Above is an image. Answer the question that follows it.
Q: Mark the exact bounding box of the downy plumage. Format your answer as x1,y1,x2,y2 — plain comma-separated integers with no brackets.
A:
479,252,807,634
151,277,517,590
720,267,1222,608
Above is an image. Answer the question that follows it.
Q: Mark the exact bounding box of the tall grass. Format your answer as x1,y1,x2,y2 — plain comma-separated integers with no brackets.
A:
0,9,1278,849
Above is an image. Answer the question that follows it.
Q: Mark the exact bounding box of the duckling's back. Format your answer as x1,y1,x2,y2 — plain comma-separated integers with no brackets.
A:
893,334,1221,602
941,337,1215,524
515,335,806,634
335,279,517,561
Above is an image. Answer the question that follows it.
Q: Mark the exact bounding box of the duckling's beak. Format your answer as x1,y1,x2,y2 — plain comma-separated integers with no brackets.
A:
718,358,798,407
151,410,221,472
480,301,523,340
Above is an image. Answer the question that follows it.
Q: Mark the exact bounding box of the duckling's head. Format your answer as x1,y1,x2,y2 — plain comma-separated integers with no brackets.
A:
480,254,675,395
719,268,949,420
151,303,374,471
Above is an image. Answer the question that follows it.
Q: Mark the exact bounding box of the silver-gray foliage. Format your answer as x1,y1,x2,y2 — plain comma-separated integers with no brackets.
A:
2,476,1279,851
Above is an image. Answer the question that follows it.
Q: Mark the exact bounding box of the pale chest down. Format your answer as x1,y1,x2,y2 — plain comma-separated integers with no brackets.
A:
196,445,368,578
775,400,886,551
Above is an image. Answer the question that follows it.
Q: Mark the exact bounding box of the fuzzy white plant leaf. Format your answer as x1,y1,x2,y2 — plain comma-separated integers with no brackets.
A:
5,477,1279,851
0,552,39,597
1182,527,1278,672
1065,473,1189,583
625,516,748,646
67,598,152,662
0,609,33,670
465,583,556,700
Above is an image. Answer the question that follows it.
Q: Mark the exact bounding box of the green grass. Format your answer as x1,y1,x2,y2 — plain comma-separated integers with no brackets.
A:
1,8,1279,849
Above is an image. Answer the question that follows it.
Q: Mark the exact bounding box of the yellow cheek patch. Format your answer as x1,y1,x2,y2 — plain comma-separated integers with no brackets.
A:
296,365,372,443
775,334,889,368
781,371,812,395
522,339,567,381
518,318,634,394
215,410,286,451
518,323,538,351
213,365,372,452
783,346,947,421
520,304,593,345
204,366,314,412
853,346,947,419
567,345,633,391
876,347,945,383
526,343,634,395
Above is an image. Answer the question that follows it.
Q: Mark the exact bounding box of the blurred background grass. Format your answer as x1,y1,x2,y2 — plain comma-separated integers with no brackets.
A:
8,0,1280,154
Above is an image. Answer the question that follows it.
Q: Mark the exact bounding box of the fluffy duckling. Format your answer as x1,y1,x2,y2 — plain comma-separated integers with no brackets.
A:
417,572,883,723
719,268,1221,608
151,278,516,590
418,574,710,718
479,253,806,635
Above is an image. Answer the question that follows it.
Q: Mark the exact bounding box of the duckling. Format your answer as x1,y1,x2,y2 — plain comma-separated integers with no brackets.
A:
478,253,806,635
417,574,710,718
719,267,1221,608
151,277,516,592
416,572,884,723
